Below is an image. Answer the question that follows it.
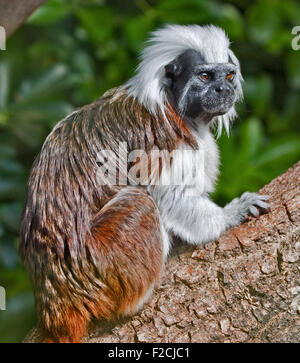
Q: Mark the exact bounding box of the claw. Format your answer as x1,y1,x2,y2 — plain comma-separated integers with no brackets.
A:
258,194,269,201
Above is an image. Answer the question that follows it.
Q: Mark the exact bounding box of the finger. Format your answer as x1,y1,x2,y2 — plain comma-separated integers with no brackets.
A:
240,192,252,201
258,195,269,201
249,205,259,217
255,200,269,209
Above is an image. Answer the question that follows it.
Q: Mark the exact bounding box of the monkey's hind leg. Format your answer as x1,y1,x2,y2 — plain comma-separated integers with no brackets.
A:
90,187,167,317
36,187,166,343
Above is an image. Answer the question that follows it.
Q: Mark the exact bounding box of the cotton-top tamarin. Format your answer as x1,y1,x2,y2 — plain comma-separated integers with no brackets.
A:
20,24,269,343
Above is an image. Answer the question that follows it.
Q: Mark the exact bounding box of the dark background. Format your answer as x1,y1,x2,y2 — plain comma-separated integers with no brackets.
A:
0,0,299,342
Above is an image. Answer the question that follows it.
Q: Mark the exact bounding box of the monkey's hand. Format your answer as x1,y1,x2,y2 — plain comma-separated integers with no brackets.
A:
224,192,269,227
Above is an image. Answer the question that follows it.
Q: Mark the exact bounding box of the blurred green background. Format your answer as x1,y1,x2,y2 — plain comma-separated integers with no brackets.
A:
0,0,299,342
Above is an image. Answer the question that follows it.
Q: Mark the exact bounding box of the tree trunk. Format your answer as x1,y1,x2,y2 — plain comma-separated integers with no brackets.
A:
24,161,300,343
0,0,47,38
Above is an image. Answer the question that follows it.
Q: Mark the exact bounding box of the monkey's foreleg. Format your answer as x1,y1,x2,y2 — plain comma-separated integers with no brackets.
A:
157,189,269,246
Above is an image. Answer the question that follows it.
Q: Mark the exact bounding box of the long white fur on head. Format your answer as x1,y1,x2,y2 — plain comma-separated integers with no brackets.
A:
123,24,243,137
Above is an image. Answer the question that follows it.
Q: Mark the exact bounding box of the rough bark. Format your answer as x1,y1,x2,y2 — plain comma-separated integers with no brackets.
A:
0,0,47,38
25,161,300,343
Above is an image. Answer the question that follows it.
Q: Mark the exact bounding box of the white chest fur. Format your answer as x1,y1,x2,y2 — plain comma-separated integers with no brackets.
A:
194,124,220,194
149,124,220,200
148,124,221,250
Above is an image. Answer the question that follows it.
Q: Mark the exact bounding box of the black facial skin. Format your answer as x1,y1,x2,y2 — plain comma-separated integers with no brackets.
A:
164,49,237,127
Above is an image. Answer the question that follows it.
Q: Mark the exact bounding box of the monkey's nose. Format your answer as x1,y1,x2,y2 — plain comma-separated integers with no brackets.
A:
214,85,230,94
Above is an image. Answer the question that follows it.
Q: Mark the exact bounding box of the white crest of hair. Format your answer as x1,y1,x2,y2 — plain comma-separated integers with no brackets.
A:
123,24,243,137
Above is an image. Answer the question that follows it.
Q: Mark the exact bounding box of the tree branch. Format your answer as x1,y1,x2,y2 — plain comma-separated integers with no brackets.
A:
25,161,300,343
0,0,47,37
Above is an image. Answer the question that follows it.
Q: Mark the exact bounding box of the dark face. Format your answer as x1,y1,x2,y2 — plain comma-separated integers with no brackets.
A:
164,49,238,126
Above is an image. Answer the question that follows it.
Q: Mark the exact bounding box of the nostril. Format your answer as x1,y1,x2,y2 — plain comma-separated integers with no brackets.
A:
215,86,224,93
215,85,230,94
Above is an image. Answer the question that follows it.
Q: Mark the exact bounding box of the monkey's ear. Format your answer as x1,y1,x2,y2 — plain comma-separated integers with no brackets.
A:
165,61,182,79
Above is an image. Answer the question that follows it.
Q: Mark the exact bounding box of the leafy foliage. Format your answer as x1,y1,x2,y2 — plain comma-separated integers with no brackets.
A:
0,0,299,342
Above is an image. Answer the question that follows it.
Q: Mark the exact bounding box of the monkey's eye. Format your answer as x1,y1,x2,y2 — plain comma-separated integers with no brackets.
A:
226,71,235,81
199,72,210,81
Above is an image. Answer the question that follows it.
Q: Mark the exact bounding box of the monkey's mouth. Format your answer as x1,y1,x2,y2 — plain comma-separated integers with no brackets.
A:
200,94,235,116
178,90,236,122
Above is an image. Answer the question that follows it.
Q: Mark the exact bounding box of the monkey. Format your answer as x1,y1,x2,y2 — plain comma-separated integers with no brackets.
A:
20,24,269,343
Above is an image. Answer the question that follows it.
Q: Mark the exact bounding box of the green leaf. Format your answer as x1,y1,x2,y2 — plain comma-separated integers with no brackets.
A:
18,64,68,104
26,0,70,25
243,74,273,117
157,0,218,23
218,4,244,39
0,111,9,126
0,144,15,159
19,102,74,125
248,0,281,46
0,61,10,110
255,139,300,166
285,50,300,89
71,51,94,80
0,178,24,200
125,15,155,52
0,203,22,233
239,117,264,159
0,158,24,176
75,7,115,43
